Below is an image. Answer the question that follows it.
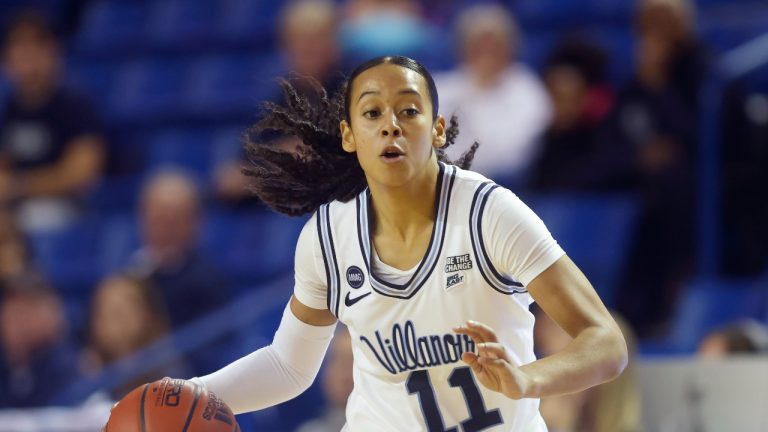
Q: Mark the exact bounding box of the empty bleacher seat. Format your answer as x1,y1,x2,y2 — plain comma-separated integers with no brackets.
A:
145,0,221,52
216,0,280,51
180,54,282,121
512,0,633,27
107,59,187,124
144,129,215,178
700,5,768,52
210,126,248,166
525,194,638,308
641,278,767,355
27,218,104,295
63,59,118,109
75,1,150,56
98,212,141,274
202,209,308,286
583,28,634,84
87,175,143,213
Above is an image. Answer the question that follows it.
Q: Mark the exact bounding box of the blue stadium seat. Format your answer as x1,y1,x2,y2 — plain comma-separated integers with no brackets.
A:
584,28,635,85
27,218,104,295
145,0,221,52
700,9,768,53
64,60,118,109
525,194,638,308
179,54,282,121
98,213,141,275
210,126,248,166
202,210,308,285
216,0,279,51
641,278,766,355
75,1,150,55
144,129,215,178
86,175,143,213
107,59,187,124
512,0,632,27
519,32,559,72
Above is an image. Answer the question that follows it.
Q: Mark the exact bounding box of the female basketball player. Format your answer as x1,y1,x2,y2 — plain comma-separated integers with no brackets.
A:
194,56,628,431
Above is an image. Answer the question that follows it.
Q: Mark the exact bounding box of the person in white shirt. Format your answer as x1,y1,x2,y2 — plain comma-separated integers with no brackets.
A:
192,55,627,431
435,4,551,186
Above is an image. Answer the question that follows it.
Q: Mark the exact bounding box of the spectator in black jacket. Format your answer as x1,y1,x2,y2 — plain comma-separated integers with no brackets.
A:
0,13,105,232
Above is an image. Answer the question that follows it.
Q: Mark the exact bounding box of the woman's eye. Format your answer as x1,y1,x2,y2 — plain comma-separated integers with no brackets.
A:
363,110,380,119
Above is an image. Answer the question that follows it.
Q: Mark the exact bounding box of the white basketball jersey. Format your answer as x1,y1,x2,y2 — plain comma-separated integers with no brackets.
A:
308,163,559,432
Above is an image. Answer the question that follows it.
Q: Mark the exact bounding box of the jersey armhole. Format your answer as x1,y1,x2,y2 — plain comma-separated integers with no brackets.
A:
469,183,527,295
316,203,342,317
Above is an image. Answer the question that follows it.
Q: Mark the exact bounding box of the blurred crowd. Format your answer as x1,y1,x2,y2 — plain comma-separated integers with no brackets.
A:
0,0,767,430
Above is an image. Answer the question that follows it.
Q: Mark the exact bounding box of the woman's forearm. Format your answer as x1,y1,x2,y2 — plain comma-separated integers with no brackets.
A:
521,325,627,398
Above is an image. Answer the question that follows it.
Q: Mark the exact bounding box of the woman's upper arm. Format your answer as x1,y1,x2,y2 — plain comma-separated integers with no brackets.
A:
290,295,337,326
483,188,565,286
292,213,336,326
527,255,618,337
483,189,617,335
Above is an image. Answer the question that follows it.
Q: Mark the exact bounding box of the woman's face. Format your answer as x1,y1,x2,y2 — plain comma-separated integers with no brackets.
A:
91,278,151,359
341,63,445,188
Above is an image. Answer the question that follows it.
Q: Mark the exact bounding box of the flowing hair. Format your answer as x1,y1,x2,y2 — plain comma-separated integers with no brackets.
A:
243,56,478,216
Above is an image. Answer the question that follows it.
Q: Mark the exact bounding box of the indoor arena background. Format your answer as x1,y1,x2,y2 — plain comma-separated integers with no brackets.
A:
0,0,766,430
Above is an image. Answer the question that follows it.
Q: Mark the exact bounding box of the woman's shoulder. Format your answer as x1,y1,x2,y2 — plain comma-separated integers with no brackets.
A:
448,163,496,190
447,164,527,213
309,193,363,226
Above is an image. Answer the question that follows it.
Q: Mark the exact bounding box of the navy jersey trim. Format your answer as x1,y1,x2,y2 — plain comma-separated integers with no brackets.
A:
356,193,371,273
317,204,341,316
469,183,526,295
358,162,456,299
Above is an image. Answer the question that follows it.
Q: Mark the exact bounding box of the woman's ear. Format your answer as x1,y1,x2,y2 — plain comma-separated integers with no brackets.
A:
341,120,356,153
432,115,447,149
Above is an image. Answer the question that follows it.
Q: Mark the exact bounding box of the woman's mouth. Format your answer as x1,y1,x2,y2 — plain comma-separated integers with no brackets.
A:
381,145,405,163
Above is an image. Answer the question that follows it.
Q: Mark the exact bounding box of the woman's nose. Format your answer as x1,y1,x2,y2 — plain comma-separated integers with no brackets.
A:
381,116,402,137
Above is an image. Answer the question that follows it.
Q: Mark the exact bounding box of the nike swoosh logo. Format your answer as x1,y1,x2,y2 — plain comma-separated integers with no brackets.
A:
344,291,371,307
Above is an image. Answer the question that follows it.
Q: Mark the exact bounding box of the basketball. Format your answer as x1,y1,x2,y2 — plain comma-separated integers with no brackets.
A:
104,377,240,432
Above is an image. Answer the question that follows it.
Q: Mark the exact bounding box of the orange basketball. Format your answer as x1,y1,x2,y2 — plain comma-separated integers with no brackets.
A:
104,377,240,432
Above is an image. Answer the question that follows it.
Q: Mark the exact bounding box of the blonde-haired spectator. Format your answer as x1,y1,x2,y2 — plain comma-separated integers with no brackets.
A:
435,4,551,186
80,273,188,399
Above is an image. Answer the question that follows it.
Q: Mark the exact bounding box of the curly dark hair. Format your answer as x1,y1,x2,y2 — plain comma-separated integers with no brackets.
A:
243,56,478,216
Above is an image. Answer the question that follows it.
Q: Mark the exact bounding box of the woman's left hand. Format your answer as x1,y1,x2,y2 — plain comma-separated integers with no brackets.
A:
454,321,534,400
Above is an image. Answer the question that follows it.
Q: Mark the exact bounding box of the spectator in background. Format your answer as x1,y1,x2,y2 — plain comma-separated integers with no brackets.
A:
0,271,80,407
697,320,768,357
131,170,230,329
435,4,551,186
534,306,642,432
629,0,767,279
80,273,188,400
216,0,343,206
610,0,701,337
531,38,631,192
0,13,105,233
339,0,438,63
0,210,32,283
295,326,353,432
280,0,343,96
634,0,707,112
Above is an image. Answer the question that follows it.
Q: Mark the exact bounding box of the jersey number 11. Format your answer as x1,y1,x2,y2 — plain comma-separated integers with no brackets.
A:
407,367,503,432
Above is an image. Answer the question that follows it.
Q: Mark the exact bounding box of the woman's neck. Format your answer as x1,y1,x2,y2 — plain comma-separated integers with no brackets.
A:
368,159,440,242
